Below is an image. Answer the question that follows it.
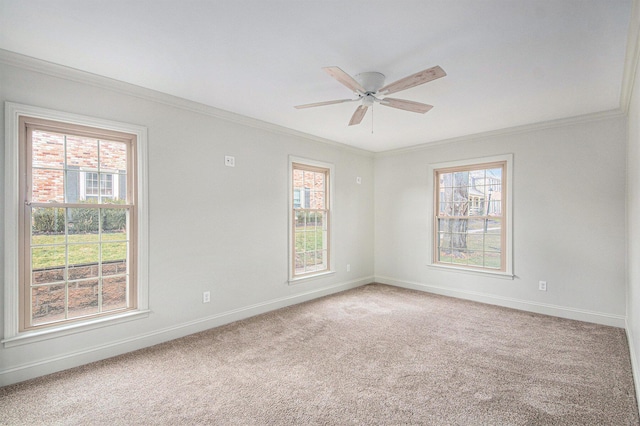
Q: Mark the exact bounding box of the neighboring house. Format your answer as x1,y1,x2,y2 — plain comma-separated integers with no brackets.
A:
438,169,502,217
32,130,127,204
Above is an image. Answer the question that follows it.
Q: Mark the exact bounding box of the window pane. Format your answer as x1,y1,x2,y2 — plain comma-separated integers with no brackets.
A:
314,171,325,190
32,284,66,325
295,253,303,273
100,173,114,197
68,208,99,243
32,245,65,271
485,252,501,269
293,169,304,190
32,168,64,203
85,172,99,196
468,219,484,232
304,252,316,272
68,261,99,280
306,229,316,252
438,232,450,249
312,190,325,209
439,248,452,264
453,171,469,188
103,275,128,311
102,258,127,277
65,168,81,203
32,266,64,285
451,249,467,265
467,234,483,251
101,209,127,234
487,219,502,234
295,230,305,254
32,207,66,244
303,171,315,189
468,251,484,267
449,219,468,244
99,173,127,204
66,136,98,169
316,250,327,269
99,140,127,172
68,279,99,319
485,234,501,253
102,242,127,264
32,131,65,169
440,172,453,188
68,243,99,267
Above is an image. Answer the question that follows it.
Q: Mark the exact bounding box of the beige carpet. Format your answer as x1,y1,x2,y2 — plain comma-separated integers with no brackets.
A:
1,283,638,425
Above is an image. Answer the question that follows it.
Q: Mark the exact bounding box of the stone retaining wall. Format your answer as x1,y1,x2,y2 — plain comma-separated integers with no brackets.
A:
32,260,128,323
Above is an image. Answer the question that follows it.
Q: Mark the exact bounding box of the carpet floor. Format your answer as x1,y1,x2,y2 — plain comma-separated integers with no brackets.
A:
1,283,638,425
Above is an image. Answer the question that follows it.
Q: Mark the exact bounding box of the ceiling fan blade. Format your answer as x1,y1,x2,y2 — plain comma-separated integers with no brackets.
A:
294,98,358,109
380,98,433,114
349,105,368,126
323,66,366,93
378,65,446,95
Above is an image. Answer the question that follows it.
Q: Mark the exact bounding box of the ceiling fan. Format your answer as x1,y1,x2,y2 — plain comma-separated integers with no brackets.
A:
295,65,446,126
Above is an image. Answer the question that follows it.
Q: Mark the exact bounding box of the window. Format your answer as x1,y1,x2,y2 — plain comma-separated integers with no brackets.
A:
21,116,136,330
4,102,149,345
431,155,512,275
85,172,114,199
289,158,333,280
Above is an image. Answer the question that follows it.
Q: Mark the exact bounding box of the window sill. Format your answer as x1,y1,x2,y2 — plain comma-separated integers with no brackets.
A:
1,310,150,348
427,263,514,280
288,270,335,285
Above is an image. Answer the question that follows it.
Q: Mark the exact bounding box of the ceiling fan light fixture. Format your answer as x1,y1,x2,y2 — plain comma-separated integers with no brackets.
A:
362,95,375,107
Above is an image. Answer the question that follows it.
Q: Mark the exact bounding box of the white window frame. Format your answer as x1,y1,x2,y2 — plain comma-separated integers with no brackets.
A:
288,156,334,283
3,102,150,347
427,154,514,278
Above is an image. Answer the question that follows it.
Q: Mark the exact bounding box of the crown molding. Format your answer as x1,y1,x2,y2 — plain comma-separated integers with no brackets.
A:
375,108,625,158
0,49,373,158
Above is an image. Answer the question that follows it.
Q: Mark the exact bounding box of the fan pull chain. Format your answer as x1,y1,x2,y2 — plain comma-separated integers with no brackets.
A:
371,105,374,134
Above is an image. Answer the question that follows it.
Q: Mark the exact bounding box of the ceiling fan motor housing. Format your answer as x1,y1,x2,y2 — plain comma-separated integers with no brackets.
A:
355,72,386,94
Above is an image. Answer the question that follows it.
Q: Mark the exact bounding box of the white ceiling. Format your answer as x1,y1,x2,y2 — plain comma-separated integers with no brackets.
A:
0,0,633,152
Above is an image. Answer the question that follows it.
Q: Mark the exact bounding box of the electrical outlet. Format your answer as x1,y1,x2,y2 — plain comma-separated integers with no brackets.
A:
356,177,362,184
203,291,211,303
224,155,235,167
538,281,547,291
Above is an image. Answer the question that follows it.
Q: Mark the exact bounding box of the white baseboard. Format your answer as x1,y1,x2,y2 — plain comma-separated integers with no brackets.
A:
376,276,626,328
625,320,640,414
0,276,373,386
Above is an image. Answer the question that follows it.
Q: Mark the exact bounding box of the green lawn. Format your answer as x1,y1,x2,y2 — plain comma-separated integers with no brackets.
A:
438,219,502,269
32,232,127,269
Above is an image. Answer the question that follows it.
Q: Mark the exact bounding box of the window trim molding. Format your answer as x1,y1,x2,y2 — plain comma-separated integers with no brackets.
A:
288,155,335,284
427,154,514,277
3,102,149,346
